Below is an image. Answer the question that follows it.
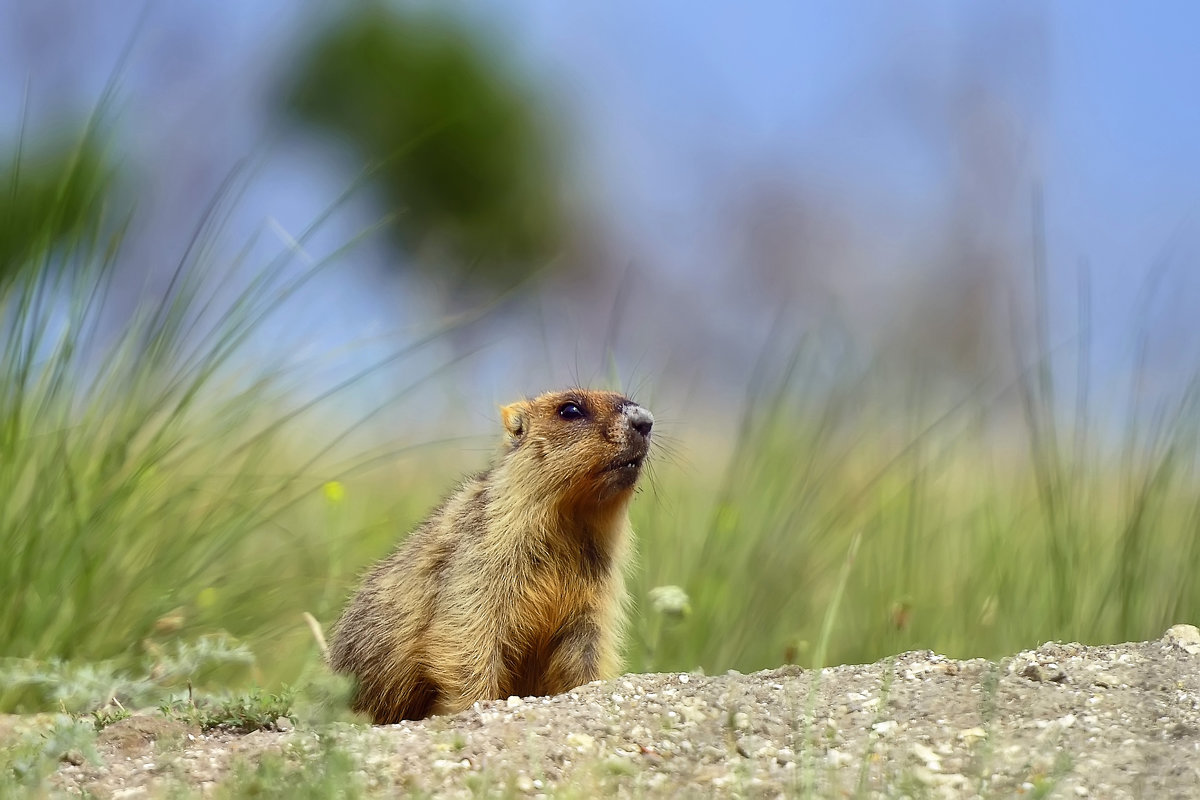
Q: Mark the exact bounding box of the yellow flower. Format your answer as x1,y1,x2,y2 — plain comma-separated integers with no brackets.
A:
196,587,218,609
323,480,345,505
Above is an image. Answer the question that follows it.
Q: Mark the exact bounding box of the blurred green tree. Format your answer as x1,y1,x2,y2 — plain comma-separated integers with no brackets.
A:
282,5,567,293
0,133,115,285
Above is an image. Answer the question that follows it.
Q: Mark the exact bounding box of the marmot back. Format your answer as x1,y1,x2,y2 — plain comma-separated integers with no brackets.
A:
328,388,654,723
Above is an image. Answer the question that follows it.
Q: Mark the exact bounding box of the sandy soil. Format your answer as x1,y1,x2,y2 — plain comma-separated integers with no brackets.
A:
41,625,1200,798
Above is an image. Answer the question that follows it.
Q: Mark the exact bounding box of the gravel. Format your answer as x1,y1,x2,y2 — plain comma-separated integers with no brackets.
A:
45,625,1200,798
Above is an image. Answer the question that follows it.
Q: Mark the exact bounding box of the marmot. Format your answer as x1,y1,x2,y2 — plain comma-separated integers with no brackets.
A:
329,388,654,723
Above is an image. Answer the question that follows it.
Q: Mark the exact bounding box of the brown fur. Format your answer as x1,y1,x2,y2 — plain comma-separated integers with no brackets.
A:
328,388,654,723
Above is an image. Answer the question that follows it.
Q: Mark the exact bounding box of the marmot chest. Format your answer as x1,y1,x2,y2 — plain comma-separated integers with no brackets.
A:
513,545,609,636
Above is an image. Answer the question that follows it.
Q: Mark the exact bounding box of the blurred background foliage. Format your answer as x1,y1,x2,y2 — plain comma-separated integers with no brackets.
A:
281,4,566,295
0,129,118,286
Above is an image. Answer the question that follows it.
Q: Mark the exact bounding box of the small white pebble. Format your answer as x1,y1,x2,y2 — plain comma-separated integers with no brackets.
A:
566,732,595,752
826,749,853,767
507,696,523,708
911,766,937,786
678,674,690,684
911,742,941,771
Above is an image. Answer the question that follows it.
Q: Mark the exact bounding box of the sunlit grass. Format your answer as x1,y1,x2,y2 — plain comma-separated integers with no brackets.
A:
628,340,1200,674
7,258,1200,712
0,129,440,710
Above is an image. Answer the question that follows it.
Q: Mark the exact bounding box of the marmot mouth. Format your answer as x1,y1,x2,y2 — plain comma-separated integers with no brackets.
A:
605,455,645,474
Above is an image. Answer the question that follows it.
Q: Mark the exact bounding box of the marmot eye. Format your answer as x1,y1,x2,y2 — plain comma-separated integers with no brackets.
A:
557,402,586,420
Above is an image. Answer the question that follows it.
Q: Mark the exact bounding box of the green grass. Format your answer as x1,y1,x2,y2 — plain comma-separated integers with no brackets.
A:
0,117,442,711
629,348,1200,674
5,245,1200,708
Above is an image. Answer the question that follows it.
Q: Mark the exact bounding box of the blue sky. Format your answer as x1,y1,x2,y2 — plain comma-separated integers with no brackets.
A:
4,1,1200,412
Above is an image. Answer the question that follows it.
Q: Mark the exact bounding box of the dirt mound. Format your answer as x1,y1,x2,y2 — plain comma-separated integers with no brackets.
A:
48,626,1200,797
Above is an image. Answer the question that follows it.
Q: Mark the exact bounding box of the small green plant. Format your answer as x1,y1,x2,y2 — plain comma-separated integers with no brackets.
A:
641,585,692,670
291,669,363,727
0,635,259,714
0,715,97,794
144,635,256,686
852,660,896,797
215,735,364,799
0,658,153,714
89,705,132,731
969,662,1002,796
161,687,296,733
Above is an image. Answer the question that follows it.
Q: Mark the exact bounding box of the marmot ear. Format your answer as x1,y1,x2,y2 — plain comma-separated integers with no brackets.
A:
500,402,527,442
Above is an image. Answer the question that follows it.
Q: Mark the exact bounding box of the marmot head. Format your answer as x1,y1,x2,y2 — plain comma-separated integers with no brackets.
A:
499,388,654,509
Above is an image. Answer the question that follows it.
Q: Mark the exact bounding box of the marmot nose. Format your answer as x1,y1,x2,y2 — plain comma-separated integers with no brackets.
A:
624,405,654,438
